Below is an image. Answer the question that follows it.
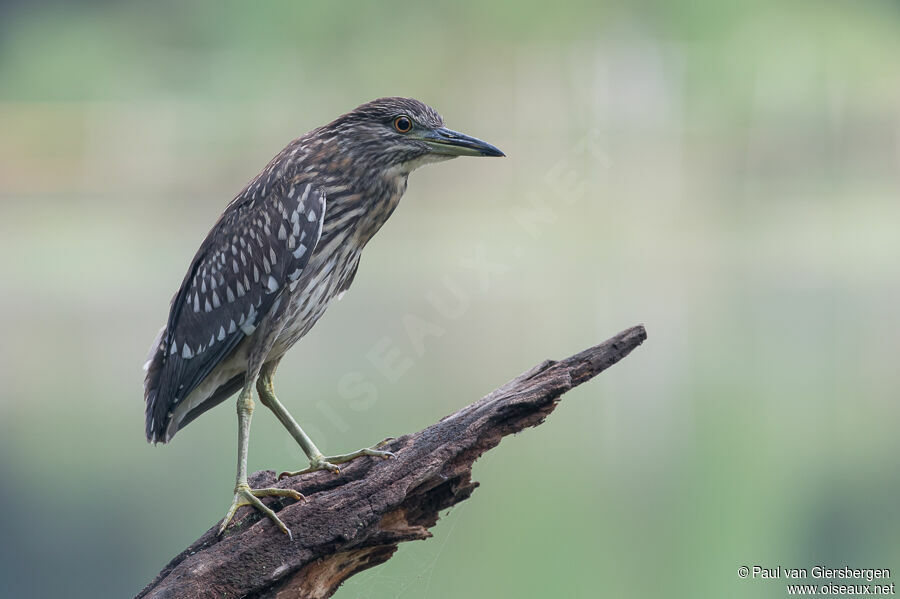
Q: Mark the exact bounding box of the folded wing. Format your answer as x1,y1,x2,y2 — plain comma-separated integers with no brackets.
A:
144,182,326,442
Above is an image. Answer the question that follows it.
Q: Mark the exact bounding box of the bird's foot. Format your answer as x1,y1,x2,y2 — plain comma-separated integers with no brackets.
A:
217,484,305,539
279,438,396,479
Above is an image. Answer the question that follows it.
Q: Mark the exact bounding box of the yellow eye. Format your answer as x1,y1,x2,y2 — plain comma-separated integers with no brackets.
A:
393,115,413,133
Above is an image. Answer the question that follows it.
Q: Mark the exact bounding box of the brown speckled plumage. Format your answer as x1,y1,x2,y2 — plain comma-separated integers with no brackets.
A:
143,97,502,443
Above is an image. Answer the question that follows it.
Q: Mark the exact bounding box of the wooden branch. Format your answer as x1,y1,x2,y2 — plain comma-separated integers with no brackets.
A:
136,325,647,599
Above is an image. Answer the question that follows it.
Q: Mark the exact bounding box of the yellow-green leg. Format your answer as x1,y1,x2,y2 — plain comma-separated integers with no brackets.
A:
256,364,394,479
218,386,304,538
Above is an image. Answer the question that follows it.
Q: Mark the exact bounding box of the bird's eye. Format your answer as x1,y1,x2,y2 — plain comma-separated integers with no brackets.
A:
393,115,413,133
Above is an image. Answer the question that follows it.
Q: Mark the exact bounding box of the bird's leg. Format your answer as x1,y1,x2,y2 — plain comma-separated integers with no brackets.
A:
255,366,394,479
218,386,305,538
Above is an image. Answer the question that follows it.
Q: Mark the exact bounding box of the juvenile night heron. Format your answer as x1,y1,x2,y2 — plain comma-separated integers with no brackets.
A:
143,97,503,537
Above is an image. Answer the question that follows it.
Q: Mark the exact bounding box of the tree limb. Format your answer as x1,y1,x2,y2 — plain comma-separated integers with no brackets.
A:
136,324,647,599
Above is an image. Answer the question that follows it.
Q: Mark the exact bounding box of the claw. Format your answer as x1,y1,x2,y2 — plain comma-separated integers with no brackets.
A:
279,444,396,480
279,457,340,480
218,485,305,537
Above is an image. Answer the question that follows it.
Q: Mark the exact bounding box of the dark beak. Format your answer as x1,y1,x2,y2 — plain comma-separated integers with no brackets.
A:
419,127,505,157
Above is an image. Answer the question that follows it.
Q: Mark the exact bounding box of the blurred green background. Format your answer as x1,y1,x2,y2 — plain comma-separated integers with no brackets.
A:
2,1,899,597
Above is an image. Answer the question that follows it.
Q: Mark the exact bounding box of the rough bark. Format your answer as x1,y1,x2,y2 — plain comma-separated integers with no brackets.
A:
136,325,647,599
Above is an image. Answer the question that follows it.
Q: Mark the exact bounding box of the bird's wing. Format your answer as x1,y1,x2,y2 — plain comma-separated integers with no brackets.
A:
144,182,326,442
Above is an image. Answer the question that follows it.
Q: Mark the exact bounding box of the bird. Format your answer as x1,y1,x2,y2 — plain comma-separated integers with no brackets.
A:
143,97,504,538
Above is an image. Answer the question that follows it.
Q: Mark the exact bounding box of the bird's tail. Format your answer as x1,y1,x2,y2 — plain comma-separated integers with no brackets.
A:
143,325,170,444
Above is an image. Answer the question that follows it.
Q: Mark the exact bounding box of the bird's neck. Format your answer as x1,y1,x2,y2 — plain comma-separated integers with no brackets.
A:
279,135,413,251
313,169,407,253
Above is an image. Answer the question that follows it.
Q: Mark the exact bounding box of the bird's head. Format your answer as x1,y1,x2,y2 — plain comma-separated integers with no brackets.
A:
319,97,504,176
